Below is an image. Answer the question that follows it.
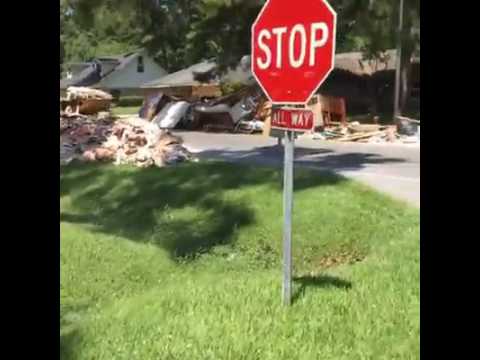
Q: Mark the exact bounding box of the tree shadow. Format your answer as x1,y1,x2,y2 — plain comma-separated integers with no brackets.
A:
292,274,352,303
60,328,81,360
60,161,346,261
60,304,85,360
195,145,407,173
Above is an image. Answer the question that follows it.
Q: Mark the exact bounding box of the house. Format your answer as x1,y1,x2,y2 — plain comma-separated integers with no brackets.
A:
320,50,420,113
141,50,419,114
333,49,420,83
243,50,420,111
141,59,221,99
141,56,255,99
61,49,167,97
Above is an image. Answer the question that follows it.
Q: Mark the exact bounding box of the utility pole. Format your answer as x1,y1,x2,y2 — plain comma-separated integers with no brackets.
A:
394,0,405,119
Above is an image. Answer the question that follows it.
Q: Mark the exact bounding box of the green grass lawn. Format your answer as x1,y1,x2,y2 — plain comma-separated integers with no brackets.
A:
111,105,141,116
60,161,419,360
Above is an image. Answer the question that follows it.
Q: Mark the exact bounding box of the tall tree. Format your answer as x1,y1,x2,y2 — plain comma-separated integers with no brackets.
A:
61,0,419,113
185,0,262,70
66,0,200,71
136,0,199,71
61,0,142,68
338,0,420,112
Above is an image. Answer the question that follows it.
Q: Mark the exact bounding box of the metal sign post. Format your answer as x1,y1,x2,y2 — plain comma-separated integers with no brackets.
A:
270,106,313,306
251,0,337,306
282,128,294,306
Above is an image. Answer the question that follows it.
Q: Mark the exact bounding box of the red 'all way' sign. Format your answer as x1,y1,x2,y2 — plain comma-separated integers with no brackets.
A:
251,0,337,104
271,108,314,131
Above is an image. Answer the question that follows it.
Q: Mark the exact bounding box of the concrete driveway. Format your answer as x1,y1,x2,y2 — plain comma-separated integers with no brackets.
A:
174,131,420,207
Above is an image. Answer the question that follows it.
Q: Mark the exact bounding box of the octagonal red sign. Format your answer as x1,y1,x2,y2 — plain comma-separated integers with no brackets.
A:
251,0,336,104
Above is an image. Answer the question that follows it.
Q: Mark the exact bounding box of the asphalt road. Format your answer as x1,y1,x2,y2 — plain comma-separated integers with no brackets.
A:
174,131,420,207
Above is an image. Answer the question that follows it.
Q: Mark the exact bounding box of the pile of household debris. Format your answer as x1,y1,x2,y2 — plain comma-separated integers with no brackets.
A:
138,87,419,145
61,84,418,156
138,86,266,134
60,86,194,168
60,86,113,115
309,119,419,144
60,113,193,167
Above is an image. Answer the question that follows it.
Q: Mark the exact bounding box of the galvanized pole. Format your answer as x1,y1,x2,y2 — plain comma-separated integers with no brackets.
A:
282,129,294,306
394,0,405,119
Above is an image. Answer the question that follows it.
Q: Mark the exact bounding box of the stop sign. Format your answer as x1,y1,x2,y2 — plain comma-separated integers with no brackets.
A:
251,0,336,104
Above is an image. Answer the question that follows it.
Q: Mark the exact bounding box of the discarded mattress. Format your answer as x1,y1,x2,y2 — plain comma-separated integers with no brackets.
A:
194,99,254,124
194,103,231,114
153,101,190,129
139,93,171,121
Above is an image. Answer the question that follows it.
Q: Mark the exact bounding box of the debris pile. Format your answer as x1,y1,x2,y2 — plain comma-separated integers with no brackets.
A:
66,86,113,101
139,86,265,133
312,122,394,142
60,113,193,167
307,121,419,144
61,86,113,115
138,83,420,145
62,83,419,148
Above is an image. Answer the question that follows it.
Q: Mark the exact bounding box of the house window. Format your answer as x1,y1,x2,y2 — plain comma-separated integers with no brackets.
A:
137,56,144,73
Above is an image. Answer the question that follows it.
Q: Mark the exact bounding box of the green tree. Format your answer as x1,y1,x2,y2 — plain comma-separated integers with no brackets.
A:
66,0,199,71
61,0,419,114
136,0,199,71
60,0,141,68
185,0,262,70
337,0,420,112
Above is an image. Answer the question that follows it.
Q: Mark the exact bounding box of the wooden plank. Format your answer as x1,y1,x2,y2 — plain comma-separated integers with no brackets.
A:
337,130,386,142
319,95,347,127
191,84,222,98
260,101,273,137
307,95,323,130
348,124,383,133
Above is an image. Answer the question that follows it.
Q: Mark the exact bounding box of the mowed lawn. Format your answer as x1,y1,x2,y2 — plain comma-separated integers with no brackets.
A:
60,161,419,360
111,105,141,116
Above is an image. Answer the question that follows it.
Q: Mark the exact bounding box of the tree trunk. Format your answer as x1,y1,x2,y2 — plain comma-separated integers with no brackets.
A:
162,43,170,71
368,77,379,117
399,48,413,113
398,3,416,114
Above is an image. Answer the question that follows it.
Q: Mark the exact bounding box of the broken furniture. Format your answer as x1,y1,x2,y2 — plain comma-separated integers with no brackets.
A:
192,87,260,132
306,95,324,131
319,95,347,128
139,93,173,121
61,86,113,115
396,115,420,136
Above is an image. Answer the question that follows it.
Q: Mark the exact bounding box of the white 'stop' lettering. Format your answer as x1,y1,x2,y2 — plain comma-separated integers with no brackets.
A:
256,22,328,70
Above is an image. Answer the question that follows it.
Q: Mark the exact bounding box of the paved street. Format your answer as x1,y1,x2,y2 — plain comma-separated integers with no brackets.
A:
175,131,420,207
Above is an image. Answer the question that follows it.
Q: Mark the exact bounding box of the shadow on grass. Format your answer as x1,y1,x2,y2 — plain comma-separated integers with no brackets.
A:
60,300,91,360
292,274,352,303
60,328,81,360
61,161,346,261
